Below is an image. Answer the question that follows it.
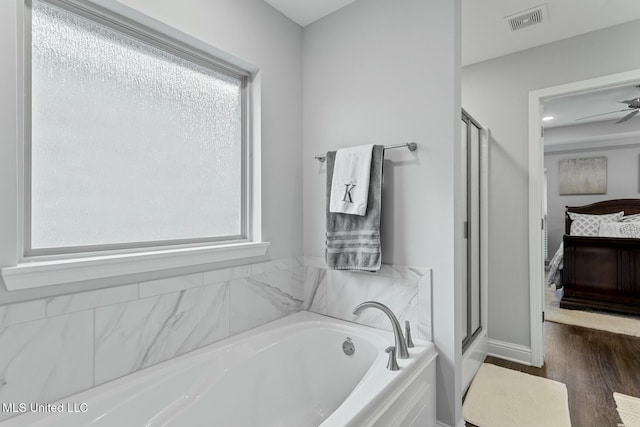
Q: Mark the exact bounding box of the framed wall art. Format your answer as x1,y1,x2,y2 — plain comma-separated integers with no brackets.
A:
559,156,607,195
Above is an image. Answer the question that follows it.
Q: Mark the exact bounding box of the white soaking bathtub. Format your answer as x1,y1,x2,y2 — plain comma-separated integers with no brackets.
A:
0,311,437,427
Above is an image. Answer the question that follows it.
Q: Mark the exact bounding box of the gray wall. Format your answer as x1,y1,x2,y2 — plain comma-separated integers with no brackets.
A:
545,142,640,255
0,0,305,420
0,0,303,302
111,0,305,261
302,0,462,424
1,1,464,425
462,19,640,351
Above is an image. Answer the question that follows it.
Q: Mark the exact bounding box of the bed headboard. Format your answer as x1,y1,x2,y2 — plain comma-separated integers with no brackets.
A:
565,199,640,234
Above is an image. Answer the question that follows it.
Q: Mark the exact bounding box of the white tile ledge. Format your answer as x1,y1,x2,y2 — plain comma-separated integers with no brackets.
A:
1,242,270,291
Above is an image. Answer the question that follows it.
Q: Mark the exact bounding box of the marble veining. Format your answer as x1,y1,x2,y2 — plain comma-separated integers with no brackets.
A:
0,300,45,327
250,257,302,276
0,256,431,420
303,266,327,314
139,272,203,298
302,256,327,269
46,284,138,316
229,272,304,335
0,311,93,422
94,282,229,385
0,257,307,419
417,270,433,341
203,264,250,286
328,271,418,332
303,260,432,341
253,267,304,298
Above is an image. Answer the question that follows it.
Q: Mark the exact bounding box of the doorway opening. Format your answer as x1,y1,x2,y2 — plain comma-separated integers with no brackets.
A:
528,69,640,367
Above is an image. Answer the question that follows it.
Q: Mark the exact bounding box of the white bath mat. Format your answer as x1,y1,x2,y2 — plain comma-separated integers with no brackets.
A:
615,392,640,427
545,286,640,337
463,363,571,427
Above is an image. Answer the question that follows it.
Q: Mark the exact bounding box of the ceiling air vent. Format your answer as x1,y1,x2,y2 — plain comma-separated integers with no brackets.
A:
506,4,547,32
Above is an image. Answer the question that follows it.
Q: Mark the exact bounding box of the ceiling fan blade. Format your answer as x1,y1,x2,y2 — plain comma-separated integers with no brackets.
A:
620,97,640,108
615,109,639,124
574,108,631,121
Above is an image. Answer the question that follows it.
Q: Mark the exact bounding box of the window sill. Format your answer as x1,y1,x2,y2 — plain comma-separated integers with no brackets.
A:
1,242,270,291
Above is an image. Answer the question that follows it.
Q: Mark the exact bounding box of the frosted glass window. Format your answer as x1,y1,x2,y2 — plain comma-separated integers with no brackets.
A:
29,0,246,254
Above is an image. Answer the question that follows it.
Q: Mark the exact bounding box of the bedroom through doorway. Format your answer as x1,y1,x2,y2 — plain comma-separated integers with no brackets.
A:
528,69,640,365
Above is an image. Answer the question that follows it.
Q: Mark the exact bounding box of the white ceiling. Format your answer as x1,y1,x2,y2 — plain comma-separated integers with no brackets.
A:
543,84,640,128
463,0,640,133
263,0,640,131
462,0,640,67
262,0,356,27
263,0,640,67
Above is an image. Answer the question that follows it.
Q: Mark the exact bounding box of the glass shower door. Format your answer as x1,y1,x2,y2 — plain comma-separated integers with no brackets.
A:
462,110,482,351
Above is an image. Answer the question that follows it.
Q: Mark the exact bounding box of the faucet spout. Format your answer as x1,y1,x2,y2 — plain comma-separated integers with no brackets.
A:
352,301,410,359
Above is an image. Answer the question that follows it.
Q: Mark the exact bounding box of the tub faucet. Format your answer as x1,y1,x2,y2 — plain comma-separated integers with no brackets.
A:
352,301,409,359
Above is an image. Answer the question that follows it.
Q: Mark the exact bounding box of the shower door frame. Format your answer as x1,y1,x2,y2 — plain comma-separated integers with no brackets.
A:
461,108,489,391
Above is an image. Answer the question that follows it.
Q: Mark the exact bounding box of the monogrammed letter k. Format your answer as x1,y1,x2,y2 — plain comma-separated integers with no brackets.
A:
342,184,356,203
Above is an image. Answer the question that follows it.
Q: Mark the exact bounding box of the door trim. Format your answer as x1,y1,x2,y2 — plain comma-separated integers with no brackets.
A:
528,69,640,367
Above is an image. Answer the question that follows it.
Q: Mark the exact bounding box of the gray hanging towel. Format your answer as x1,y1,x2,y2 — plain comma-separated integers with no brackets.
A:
325,144,384,271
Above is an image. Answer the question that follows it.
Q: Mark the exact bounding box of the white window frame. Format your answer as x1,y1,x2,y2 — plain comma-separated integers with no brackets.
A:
0,0,267,291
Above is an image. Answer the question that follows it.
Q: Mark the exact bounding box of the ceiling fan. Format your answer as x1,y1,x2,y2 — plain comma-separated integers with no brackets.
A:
575,87,640,124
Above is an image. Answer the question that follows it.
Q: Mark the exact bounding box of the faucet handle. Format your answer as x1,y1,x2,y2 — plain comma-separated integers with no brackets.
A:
385,346,399,371
405,320,415,348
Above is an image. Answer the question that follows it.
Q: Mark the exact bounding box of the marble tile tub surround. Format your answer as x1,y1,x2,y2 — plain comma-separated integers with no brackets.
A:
0,256,432,422
0,257,304,422
303,257,433,341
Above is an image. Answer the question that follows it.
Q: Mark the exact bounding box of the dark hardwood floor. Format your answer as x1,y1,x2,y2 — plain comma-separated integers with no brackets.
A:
465,321,640,427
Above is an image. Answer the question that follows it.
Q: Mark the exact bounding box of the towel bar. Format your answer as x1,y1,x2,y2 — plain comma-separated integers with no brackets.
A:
313,142,417,162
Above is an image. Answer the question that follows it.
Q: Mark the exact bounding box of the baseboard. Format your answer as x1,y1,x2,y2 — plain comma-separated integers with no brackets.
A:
487,338,532,366
436,419,465,427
